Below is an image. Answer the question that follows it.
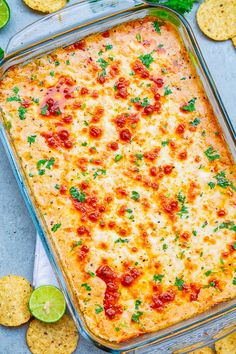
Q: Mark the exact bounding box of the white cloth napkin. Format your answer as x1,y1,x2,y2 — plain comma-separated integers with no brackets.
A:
33,234,58,288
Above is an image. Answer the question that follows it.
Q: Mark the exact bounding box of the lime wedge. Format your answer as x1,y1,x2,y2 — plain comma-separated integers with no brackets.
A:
29,285,66,323
0,0,10,29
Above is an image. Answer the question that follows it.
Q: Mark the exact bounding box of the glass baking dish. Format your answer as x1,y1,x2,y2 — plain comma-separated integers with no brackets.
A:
0,1,236,353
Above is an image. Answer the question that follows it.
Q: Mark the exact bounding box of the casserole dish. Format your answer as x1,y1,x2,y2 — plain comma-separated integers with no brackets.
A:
0,1,236,352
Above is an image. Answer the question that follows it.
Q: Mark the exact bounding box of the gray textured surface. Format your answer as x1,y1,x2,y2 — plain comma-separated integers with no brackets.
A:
0,1,235,353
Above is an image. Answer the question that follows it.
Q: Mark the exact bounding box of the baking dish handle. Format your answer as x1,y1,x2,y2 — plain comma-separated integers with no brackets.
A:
4,0,144,60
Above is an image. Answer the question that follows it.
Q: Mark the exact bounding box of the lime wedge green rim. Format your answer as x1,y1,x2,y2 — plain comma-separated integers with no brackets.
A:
0,0,10,29
29,285,66,323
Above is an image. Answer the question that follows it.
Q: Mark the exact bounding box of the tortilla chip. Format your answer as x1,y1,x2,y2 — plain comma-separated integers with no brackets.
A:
232,37,236,48
0,274,32,326
197,0,236,41
215,331,236,354
26,314,79,354
23,0,67,13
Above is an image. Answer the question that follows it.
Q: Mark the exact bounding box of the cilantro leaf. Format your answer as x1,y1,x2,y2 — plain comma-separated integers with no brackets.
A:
181,97,197,112
204,146,220,161
153,274,164,283
51,223,61,232
174,276,184,290
164,86,172,96
115,238,129,244
27,135,37,146
214,171,236,191
139,53,154,69
81,283,91,291
95,304,103,314
131,191,140,201
18,106,27,120
189,117,200,127
131,311,143,323
69,187,86,202
147,0,196,15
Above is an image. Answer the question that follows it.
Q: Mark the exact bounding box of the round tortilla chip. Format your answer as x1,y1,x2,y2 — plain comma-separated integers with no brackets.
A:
26,314,79,354
0,274,32,326
197,0,236,41
23,0,67,13
215,331,236,354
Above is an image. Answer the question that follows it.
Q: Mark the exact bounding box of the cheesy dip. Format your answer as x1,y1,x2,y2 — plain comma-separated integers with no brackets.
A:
0,17,236,343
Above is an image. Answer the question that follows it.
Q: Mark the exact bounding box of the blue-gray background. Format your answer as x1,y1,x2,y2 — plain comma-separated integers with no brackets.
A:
0,1,235,353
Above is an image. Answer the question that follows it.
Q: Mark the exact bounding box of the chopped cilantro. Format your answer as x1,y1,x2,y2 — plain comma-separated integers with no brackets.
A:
139,53,154,69
55,184,60,190
115,238,129,244
13,87,19,95
81,142,87,146
174,277,184,290
18,106,27,120
189,117,200,127
205,270,212,276
115,154,123,162
214,221,236,233
136,34,142,42
131,191,140,201
71,240,82,251
51,223,61,232
134,153,143,160
95,304,103,314
88,271,95,277
161,140,170,146
208,182,215,189
135,299,142,310
93,169,106,179
27,135,37,146
105,44,113,51
162,243,168,251
177,191,188,218
81,283,91,291
55,61,60,66
181,97,197,112
129,71,135,76
131,311,143,323
32,98,39,104
84,120,89,126
46,157,55,169
214,171,236,191
131,97,150,107
50,71,55,77
153,274,164,283
41,104,48,115
233,278,236,286
201,221,208,228
164,86,172,96
204,146,220,161
97,58,109,74
66,60,70,65
37,158,55,175
7,87,21,102
70,187,86,202
192,230,197,236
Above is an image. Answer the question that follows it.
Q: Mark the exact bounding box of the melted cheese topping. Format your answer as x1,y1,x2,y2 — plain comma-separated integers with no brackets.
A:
1,17,236,343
